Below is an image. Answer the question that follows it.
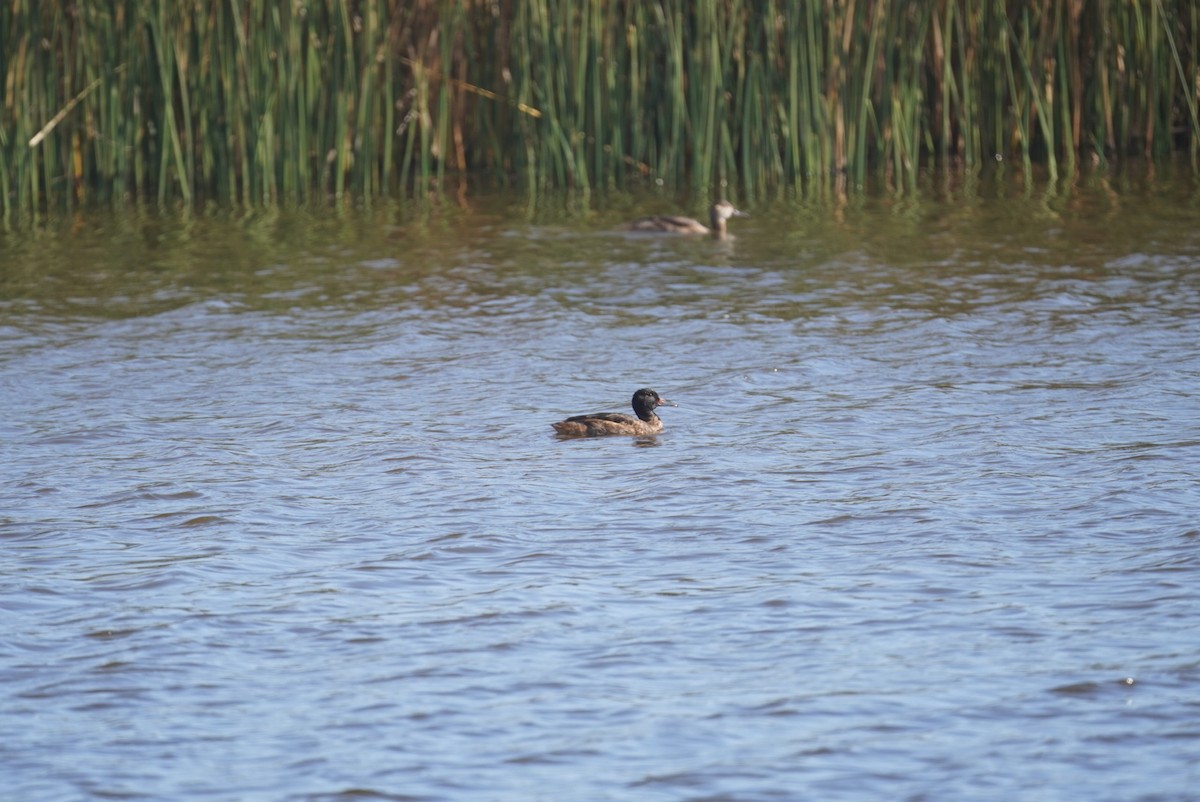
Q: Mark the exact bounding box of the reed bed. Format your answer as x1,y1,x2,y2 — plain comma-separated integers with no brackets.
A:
3,0,1199,215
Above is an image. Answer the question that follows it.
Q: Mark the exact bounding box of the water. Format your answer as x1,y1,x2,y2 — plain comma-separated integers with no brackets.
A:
2,178,1199,801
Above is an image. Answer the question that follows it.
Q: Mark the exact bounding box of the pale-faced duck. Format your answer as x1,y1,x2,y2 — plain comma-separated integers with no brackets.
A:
626,200,748,239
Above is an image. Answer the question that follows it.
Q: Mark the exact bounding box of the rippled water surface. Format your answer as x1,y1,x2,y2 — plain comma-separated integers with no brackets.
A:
3,179,1199,801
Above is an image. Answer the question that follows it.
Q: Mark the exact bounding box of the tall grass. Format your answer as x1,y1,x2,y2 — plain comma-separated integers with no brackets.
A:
3,0,1199,216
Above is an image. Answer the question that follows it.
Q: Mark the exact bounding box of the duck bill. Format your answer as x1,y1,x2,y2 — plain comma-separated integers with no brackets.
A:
658,398,678,407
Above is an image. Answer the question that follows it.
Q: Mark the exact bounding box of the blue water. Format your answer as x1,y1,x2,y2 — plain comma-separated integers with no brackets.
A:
2,187,1199,800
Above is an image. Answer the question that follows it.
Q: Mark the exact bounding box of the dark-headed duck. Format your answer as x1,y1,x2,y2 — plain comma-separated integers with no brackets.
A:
626,200,748,239
552,388,677,437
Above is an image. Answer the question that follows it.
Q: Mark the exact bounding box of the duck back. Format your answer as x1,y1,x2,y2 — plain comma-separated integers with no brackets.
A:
552,412,662,437
626,214,710,235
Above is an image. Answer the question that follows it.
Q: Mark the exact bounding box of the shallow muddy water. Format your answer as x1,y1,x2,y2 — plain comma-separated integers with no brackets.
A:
2,176,1199,801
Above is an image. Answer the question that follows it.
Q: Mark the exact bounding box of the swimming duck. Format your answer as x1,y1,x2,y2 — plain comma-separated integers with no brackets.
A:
627,200,748,239
551,388,677,437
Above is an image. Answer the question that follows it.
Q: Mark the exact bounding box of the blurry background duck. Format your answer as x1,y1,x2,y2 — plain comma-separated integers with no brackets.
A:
625,200,748,239
551,388,676,437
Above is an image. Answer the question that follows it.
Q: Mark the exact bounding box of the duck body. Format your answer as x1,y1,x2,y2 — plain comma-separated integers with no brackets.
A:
626,200,748,239
552,388,676,437
627,214,712,235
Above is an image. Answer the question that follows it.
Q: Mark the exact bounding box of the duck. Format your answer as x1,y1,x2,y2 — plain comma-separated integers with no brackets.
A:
626,200,748,239
552,388,677,437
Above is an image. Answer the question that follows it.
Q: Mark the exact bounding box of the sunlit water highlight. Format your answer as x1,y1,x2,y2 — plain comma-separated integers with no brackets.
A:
2,181,1199,801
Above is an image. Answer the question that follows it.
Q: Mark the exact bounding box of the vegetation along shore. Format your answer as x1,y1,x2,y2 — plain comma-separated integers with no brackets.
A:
3,0,1199,214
